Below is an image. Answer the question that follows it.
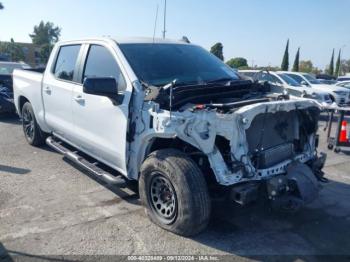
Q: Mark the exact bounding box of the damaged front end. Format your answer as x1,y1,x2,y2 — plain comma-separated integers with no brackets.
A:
129,80,327,211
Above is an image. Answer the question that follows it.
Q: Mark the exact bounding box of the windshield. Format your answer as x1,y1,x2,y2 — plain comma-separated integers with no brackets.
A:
277,74,301,87
119,43,239,86
0,63,26,75
302,74,321,84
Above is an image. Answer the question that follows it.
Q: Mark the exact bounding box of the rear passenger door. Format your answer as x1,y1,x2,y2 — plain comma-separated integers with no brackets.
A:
43,44,82,141
71,44,129,174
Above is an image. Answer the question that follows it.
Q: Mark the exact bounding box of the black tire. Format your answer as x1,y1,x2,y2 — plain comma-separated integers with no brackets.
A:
21,102,46,146
327,144,334,150
139,149,211,236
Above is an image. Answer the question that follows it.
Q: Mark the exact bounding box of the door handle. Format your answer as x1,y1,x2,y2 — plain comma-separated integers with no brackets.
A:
44,86,51,95
74,95,85,103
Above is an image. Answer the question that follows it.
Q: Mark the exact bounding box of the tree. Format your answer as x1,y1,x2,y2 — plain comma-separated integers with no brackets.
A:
299,60,313,73
311,67,322,75
226,57,248,69
292,47,300,72
335,49,341,77
340,59,350,75
0,38,25,62
327,49,335,76
210,42,224,61
29,21,61,63
281,39,289,71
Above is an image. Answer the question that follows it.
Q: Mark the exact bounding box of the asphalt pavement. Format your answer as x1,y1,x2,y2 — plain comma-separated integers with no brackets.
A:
1,113,350,261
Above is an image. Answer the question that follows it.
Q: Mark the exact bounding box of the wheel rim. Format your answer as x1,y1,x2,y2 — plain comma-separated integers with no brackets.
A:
149,173,177,224
22,107,34,141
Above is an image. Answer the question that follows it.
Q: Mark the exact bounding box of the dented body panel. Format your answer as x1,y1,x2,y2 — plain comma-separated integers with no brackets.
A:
128,88,321,187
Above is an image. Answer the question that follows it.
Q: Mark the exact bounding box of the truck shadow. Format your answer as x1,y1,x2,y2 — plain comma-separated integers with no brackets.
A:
1,243,70,262
49,144,350,258
0,164,31,175
0,242,13,262
63,158,140,206
193,179,350,259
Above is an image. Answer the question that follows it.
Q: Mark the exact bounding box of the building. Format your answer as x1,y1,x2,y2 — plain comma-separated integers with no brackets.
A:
0,41,42,67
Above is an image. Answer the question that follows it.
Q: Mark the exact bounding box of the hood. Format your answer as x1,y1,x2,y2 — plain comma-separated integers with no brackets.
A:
311,84,349,93
299,86,329,96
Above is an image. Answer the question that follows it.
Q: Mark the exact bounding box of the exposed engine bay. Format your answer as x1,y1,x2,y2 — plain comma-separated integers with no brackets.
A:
128,79,327,210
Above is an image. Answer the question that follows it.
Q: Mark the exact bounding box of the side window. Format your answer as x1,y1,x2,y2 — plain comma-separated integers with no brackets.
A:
287,74,303,84
53,45,81,81
83,45,127,92
260,73,270,81
270,75,283,84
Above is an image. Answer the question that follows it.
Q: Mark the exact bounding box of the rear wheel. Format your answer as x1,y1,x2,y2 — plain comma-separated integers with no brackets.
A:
21,102,46,146
139,149,211,236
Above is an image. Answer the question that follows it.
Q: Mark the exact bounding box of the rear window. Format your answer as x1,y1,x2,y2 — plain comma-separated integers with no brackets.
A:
53,45,81,81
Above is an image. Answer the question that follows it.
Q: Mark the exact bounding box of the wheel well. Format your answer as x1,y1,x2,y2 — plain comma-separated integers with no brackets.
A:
18,96,29,115
147,137,216,183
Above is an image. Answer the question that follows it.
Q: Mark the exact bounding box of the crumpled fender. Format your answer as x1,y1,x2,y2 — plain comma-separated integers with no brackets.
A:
286,162,319,204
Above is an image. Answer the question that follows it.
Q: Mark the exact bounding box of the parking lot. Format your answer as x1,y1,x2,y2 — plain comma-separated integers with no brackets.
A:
1,113,350,260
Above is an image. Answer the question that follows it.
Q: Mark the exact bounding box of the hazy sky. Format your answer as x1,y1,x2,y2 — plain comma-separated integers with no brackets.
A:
0,0,349,69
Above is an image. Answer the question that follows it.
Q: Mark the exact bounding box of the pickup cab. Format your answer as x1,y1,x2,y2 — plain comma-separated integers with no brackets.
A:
13,37,327,236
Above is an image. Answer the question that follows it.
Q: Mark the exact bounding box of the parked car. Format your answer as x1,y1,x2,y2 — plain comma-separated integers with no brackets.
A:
0,62,30,114
337,76,350,82
319,79,338,85
282,71,350,106
239,70,332,105
13,37,327,236
335,81,350,89
316,74,336,81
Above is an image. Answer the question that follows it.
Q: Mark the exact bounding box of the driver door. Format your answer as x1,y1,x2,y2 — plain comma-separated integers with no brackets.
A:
71,44,129,174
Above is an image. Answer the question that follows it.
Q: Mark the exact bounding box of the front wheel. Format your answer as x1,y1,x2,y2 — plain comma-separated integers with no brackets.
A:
21,102,46,146
139,149,211,236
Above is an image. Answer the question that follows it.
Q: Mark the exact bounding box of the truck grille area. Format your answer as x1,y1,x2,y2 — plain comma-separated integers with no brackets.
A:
255,143,294,169
245,107,320,169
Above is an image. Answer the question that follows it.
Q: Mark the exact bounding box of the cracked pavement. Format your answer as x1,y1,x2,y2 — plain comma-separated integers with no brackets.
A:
1,113,350,260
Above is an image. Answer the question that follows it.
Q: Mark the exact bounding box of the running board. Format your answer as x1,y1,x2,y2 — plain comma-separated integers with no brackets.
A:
46,136,126,186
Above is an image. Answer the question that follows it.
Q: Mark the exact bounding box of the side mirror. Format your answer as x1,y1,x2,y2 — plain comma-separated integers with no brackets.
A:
300,81,308,86
83,77,120,104
83,77,118,96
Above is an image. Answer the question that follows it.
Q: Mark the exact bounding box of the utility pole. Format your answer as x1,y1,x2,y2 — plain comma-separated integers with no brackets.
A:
162,0,167,39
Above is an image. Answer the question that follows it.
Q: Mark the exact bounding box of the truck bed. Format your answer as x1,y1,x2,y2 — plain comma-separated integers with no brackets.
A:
13,69,47,130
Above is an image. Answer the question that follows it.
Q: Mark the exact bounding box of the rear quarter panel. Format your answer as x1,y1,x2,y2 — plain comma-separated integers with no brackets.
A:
13,69,50,132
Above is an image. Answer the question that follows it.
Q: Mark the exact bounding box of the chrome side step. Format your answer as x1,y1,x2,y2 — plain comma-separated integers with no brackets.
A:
46,136,126,186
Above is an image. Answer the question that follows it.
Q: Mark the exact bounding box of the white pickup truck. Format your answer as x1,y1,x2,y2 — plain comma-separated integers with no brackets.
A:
13,37,327,236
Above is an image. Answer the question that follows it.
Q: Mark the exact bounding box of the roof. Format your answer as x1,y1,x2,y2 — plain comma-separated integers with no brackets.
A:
115,37,189,45
0,61,28,66
277,71,308,75
238,70,260,73
57,37,189,46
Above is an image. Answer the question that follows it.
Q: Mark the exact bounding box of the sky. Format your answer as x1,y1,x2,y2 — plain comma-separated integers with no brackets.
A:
0,0,349,69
